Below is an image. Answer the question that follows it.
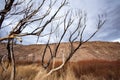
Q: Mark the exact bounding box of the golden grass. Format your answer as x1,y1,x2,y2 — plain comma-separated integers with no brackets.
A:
0,64,40,80
0,60,120,80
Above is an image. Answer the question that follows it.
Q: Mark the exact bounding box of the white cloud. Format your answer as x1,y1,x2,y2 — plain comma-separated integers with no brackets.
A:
112,38,120,43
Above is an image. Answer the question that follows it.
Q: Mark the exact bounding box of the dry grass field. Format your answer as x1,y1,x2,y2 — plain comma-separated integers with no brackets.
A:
0,60,120,80
0,41,120,80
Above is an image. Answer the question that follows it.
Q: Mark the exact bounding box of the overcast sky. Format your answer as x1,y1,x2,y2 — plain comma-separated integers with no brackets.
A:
69,0,120,42
0,0,120,44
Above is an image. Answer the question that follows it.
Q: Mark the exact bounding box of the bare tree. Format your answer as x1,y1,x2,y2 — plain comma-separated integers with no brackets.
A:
0,0,106,80
40,11,106,79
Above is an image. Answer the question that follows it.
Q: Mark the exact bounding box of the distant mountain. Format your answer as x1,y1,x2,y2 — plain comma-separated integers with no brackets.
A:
0,41,120,63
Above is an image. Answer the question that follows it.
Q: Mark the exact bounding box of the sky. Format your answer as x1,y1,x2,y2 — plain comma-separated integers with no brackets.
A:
0,0,120,44
69,0,120,42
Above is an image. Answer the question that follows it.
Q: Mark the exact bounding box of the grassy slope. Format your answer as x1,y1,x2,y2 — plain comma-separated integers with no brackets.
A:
0,41,120,80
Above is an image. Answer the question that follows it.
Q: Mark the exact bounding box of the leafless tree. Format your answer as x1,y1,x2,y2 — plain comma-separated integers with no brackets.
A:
0,0,106,80
40,11,106,79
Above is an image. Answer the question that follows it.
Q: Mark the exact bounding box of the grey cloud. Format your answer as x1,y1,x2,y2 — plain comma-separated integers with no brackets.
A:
1,0,120,44
94,0,120,41
69,0,120,42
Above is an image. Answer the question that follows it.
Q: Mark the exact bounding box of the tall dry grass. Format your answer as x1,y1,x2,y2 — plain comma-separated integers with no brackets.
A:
36,60,120,80
0,60,120,80
0,63,40,80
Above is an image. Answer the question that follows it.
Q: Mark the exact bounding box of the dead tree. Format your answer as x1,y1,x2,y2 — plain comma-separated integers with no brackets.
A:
40,11,106,79
0,0,106,80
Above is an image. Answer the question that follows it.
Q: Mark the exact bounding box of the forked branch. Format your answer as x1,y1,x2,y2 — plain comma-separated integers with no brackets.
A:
42,54,65,79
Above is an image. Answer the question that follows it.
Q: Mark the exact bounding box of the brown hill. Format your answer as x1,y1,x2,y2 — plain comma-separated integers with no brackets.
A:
0,41,120,63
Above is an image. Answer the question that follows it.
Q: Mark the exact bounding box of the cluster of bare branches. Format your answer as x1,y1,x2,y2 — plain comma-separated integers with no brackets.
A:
0,0,106,80
41,11,106,79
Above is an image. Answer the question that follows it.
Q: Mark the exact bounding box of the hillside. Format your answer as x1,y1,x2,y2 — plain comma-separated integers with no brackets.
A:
0,41,120,63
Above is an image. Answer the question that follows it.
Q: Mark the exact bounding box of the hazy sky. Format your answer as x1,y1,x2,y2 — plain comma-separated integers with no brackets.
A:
0,0,120,44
